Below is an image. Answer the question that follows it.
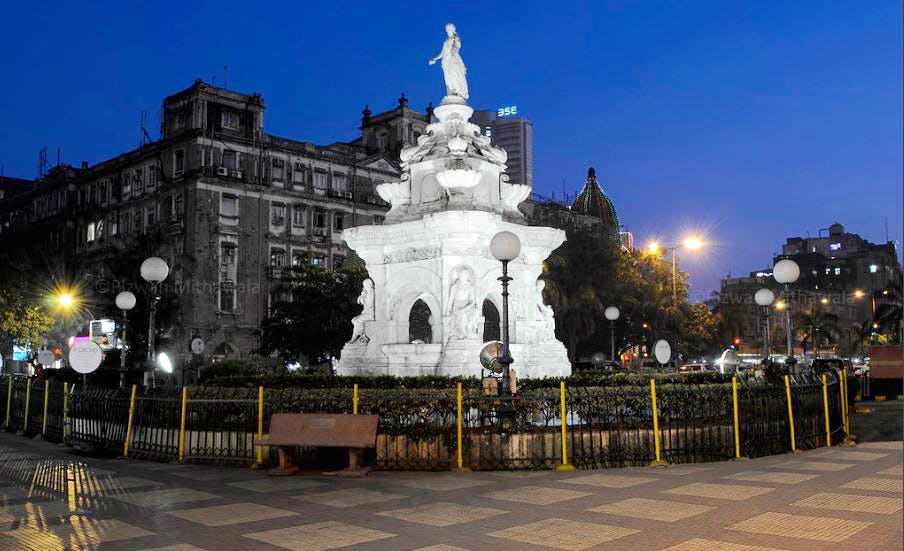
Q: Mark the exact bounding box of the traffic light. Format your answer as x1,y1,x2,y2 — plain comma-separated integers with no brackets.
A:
732,336,742,347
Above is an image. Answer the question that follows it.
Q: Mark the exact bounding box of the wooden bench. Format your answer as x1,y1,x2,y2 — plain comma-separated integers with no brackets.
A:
264,413,379,477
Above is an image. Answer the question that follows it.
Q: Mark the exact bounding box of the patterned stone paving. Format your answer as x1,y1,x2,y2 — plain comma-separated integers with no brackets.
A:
0,432,900,550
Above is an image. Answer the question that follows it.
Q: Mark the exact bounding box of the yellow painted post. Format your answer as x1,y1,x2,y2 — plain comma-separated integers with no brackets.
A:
353,384,359,415
821,373,831,447
22,378,32,433
556,381,576,471
4,376,12,428
784,375,798,452
650,379,667,466
256,386,264,466
840,370,855,445
456,383,464,470
731,376,742,459
178,387,188,463
62,383,68,444
42,382,50,436
123,385,137,458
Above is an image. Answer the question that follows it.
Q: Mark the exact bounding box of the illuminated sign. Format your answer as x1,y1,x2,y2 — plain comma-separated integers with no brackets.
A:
497,105,518,117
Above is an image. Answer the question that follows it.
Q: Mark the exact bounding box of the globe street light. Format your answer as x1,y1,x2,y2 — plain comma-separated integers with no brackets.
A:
140,257,169,387
604,306,620,363
754,288,775,362
490,231,521,396
773,259,800,358
115,291,137,388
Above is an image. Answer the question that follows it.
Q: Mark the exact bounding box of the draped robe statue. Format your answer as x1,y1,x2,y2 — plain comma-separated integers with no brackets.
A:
428,23,469,100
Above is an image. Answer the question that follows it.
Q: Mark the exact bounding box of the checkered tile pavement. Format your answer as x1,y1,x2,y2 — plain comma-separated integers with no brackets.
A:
0,432,900,550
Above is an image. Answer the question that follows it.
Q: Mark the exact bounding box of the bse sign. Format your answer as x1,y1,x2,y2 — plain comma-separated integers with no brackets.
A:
497,105,518,117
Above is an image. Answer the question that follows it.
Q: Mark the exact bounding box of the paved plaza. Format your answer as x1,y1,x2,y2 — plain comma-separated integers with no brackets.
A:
0,432,901,551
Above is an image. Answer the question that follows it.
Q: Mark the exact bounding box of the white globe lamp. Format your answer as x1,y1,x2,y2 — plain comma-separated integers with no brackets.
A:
773,259,800,285
115,291,137,311
140,257,169,283
490,231,521,262
754,288,775,307
604,306,620,321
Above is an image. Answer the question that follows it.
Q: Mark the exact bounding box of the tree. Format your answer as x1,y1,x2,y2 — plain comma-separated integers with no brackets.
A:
873,280,902,344
0,290,54,358
258,264,366,365
794,307,840,357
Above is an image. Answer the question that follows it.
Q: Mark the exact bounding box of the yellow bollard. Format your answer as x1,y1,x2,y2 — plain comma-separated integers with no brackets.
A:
649,379,667,466
840,370,855,446
784,375,798,452
4,376,12,428
556,381,576,471
456,383,464,470
42,382,50,436
62,382,68,444
731,376,743,459
256,386,264,466
821,373,831,447
178,387,188,463
353,383,359,415
23,379,32,433
123,385,138,458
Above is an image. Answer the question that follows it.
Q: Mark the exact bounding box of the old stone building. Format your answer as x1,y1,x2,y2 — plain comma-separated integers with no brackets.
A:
0,81,438,363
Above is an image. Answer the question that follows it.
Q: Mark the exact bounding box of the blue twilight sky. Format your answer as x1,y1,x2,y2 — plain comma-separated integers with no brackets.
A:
2,1,901,299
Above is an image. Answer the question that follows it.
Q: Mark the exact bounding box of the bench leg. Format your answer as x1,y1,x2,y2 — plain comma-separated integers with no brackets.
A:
268,446,299,476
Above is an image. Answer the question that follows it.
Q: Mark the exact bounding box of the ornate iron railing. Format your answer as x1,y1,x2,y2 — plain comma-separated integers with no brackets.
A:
0,373,847,471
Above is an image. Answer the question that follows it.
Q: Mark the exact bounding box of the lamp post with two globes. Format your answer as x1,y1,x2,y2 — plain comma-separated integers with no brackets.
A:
772,259,800,358
115,291,136,388
140,257,169,388
490,231,521,396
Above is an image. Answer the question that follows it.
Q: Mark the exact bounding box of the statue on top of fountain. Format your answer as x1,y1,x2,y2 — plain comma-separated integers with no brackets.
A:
428,23,468,101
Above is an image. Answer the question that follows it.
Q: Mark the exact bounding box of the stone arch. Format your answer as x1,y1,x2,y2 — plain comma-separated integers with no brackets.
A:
409,299,433,343
482,299,500,342
394,290,443,344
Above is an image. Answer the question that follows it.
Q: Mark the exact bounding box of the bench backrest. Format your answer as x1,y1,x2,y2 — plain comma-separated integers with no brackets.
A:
268,413,379,448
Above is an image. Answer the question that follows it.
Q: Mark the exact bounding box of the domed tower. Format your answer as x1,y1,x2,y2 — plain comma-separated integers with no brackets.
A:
572,167,620,239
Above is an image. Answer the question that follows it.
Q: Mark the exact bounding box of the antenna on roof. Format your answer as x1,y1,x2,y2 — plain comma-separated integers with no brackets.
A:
139,110,153,147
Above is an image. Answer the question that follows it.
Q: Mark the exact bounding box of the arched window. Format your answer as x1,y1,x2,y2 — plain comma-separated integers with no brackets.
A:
409,299,433,343
482,299,500,342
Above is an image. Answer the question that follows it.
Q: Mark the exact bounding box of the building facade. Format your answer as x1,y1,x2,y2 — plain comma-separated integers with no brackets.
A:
718,223,901,356
0,81,434,364
472,108,533,189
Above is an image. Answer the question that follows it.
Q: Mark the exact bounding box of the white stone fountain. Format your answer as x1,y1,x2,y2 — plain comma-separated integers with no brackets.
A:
336,23,571,378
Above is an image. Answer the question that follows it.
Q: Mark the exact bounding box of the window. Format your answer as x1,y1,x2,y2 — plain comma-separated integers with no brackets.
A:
222,111,240,130
270,248,287,267
121,211,130,234
221,195,238,217
133,207,143,233
174,150,185,176
334,212,345,231
869,264,879,273
333,255,345,270
830,243,842,251
121,174,131,197
174,193,184,222
146,205,156,227
293,164,305,183
108,216,118,236
834,267,841,275
222,150,238,170
219,242,237,311
272,158,285,181
314,210,326,229
271,204,286,226
174,112,185,131
87,222,96,242
292,251,307,267
313,171,327,191
134,169,144,194
312,255,326,268
95,219,104,239
292,204,305,227
333,173,348,192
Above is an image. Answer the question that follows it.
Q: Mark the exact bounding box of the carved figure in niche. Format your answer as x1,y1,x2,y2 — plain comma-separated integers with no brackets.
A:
349,279,375,344
428,23,468,100
445,266,480,342
534,280,557,343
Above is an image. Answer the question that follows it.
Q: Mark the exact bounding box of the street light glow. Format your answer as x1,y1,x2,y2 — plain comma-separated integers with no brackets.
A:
774,300,786,311
58,293,74,307
820,297,829,304
853,289,865,299
647,241,660,253
682,236,703,251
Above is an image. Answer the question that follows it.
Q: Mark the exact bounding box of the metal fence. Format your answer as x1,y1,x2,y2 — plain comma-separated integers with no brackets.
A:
1,372,849,471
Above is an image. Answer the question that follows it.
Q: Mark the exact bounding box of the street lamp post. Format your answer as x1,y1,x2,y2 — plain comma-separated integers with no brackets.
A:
490,231,521,397
773,259,800,358
648,237,703,302
604,306,620,363
754,288,775,362
140,257,169,388
115,291,137,388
